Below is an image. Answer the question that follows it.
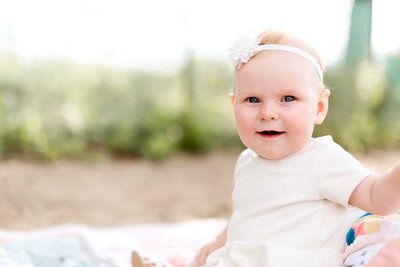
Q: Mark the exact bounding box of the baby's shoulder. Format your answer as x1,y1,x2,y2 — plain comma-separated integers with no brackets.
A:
311,135,344,154
312,135,334,145
237,148,254,162
312,135,364,167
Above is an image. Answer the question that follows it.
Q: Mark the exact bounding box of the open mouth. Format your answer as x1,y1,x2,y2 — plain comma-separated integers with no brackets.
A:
257,130,285,138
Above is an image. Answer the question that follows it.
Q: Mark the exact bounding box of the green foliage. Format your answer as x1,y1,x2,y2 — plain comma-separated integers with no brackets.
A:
316,57,400,153
0,53,398,160
0,54,240,160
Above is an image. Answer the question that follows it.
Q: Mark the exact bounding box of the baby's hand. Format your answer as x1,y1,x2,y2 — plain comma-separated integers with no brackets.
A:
187,239,225,267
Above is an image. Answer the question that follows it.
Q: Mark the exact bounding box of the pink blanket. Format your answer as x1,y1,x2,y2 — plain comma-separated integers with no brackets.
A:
0,219,226,267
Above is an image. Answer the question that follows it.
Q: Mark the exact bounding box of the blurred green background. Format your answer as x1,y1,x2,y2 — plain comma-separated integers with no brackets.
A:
0,0,398,160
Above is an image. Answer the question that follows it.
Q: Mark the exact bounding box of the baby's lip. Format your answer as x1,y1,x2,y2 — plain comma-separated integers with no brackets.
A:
256,130,285,138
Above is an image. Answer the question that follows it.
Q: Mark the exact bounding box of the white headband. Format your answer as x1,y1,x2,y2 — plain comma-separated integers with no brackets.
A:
227,35,324,82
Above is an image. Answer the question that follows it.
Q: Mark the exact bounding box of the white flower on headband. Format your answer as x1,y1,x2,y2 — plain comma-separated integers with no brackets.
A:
227,34,261,69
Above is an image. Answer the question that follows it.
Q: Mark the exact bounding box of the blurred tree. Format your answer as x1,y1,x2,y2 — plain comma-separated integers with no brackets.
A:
345,0,372,68
319,0,380,152
320,0,399,152
180,48,195,112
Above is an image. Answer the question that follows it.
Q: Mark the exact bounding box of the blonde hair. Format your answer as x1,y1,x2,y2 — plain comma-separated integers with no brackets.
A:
258,29,325,71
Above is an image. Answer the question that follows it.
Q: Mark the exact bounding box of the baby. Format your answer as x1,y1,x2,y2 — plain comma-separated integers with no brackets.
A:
187,29,400,267
132,29,400,267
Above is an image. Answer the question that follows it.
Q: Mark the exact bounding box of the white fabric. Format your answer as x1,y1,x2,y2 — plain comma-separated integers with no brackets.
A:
206,135,373,267
254,44,324,81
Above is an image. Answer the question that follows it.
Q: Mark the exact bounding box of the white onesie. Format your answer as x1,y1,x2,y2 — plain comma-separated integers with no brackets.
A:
206,136,373,267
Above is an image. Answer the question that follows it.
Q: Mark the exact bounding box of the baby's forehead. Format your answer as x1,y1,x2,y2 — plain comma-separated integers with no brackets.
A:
239,52,321,81
264,51,323,84
234,83,322,95
233,56,323,95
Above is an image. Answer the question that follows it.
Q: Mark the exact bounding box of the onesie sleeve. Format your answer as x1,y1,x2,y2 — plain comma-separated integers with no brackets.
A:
233,148,254,182
315,140,373,207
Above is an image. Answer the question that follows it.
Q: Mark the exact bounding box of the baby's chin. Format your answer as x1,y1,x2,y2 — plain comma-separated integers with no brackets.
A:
254,145,306,160
255,151,291,160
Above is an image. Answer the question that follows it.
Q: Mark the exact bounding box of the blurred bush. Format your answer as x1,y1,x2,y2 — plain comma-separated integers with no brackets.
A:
315,54,400,153
0,54,241,160
0,52,398,160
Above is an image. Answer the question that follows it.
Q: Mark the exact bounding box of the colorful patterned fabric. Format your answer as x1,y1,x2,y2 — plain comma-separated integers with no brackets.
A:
343,213,400,267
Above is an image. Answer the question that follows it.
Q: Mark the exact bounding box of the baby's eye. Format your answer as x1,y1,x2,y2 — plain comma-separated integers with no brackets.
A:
281,95,296,102
246,97,260,103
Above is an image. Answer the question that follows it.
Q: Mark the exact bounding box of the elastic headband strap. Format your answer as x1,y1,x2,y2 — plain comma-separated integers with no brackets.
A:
254,44,323,81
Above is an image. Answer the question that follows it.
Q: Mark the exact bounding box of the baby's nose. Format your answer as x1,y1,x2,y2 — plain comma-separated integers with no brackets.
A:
258,104,279,121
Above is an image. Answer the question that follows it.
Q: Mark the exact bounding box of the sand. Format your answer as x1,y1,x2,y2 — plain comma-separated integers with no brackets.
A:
0,150,398,230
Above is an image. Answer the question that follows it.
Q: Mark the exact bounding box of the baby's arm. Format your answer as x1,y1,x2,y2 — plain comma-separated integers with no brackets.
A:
188,224,227,267
350,161,400,215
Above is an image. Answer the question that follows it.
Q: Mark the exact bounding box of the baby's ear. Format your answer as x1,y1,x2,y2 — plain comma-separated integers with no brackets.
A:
229,92,235,108
315,88,330,125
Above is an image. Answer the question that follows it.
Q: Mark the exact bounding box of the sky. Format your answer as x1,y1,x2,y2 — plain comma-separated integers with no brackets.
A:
0,0,399,70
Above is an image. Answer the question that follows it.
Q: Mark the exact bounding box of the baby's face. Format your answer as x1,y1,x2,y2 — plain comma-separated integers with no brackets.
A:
232,51,327,160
